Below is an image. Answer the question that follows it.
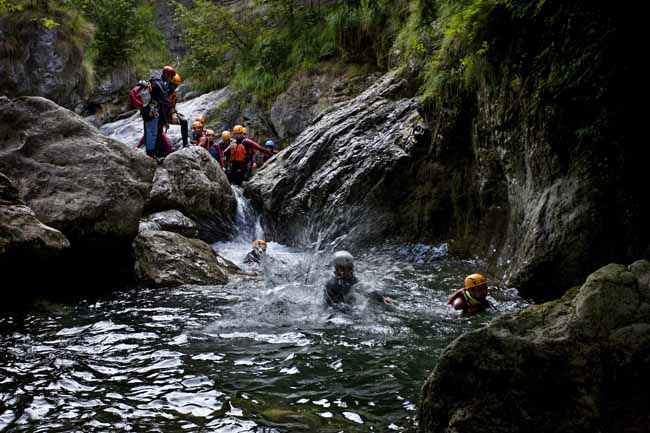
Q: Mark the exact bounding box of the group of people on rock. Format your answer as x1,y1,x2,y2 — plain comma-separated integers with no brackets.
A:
189,120,276,185
133,66,277,185
243,240,491,317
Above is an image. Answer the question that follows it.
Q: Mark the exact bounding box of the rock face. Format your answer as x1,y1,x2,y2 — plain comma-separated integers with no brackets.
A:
419,260,650,433
139,210,199,238
0,96,156,285
0,11,91,109
0,173,70,283
133,230,231,287
146,146,236,242
270,65,383,141
245,70,423,246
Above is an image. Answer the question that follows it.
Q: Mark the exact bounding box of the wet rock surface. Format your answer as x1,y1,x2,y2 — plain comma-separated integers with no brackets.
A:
139,210,199,239
245,70,423,246
419,260,650,433
0,173,70,281
133,230,234,287
146,146,236,242
0,96,155,285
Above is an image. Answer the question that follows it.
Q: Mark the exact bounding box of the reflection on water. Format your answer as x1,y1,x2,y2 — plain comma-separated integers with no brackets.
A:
0,242,526,432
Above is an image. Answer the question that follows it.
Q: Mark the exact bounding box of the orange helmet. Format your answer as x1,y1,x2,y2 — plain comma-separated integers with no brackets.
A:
191,121,203,130
171,73,182,86
195,116,205,126
253,240,267,250
464,274,487,289
233,125,244,135
242,127,248,136
221,131,231,141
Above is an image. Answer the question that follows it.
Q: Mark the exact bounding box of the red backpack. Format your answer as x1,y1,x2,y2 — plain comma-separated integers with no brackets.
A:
128,80,150,109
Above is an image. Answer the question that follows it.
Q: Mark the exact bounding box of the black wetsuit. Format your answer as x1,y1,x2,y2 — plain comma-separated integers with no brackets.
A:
324,276,358,306
324,276,390,308
244,249,263,264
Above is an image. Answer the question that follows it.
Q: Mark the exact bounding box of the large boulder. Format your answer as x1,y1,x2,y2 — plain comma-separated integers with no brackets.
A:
146,146,236,242
139,210,199,238
0,96,155,285
133,230,235,287
245,70,423,246
0,173,70,284
418,260,650,433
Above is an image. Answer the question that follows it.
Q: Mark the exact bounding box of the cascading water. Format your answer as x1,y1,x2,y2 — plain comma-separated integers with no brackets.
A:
0,191,527,432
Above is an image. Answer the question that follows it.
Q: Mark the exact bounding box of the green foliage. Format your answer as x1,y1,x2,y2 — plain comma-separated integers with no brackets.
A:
179,0,421,104
0,0,95,93
67,0,169,79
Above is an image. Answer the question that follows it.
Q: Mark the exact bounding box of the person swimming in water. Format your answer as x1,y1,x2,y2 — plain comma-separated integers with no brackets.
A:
447,273,491,316
244,240,267,264
324,251,394,308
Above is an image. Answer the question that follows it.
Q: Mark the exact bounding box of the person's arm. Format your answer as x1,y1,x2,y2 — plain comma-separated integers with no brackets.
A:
246,138,273,156
448,288,467,311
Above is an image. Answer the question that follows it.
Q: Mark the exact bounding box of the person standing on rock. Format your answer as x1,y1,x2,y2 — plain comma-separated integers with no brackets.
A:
224,125,255,185
149,65,176,159
324,251,394,309
166,73,189,148
206,129,224,169
447,274,491,316
216,131,231,171
191,121,206,147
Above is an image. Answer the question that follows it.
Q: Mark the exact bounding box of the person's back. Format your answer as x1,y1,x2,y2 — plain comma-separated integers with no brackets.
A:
324,251,394,308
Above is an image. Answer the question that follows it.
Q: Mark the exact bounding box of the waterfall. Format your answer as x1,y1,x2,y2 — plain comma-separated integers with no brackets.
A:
231,186,264,242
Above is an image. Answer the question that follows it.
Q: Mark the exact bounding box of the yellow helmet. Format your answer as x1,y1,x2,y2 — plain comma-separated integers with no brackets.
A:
464,274,487,289
205,129,215,137
191,121,202,130
253,240,267,249
171,73,182,86
242,127,248,136
221,130,231,141
233,124,244,135
195,116,205,126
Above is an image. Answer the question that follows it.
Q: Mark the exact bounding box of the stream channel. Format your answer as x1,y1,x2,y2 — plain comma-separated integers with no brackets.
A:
0,188,526,432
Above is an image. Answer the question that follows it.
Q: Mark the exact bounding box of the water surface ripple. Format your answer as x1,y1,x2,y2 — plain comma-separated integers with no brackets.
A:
0,244,525,432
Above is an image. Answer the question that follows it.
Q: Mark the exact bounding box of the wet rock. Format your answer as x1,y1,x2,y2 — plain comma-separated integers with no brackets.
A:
0,96,156,285
0,173,70,279
139,210,199,238
146,146,236,242
133,230,234,287
245,70,422,246
419,260,650,433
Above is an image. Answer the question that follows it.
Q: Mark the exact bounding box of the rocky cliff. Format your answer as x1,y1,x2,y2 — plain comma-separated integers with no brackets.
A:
0,8,93,109
419,260,650,433
247,0,646,300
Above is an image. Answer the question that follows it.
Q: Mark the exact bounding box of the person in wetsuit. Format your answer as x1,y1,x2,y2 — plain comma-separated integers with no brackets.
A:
244,240,267,264
324,251,394,308
447,273,491,316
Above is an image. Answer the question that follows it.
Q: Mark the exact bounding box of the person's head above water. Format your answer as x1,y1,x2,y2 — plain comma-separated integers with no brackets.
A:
464,273,488,300
253,239,267,254
332,251,354,280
